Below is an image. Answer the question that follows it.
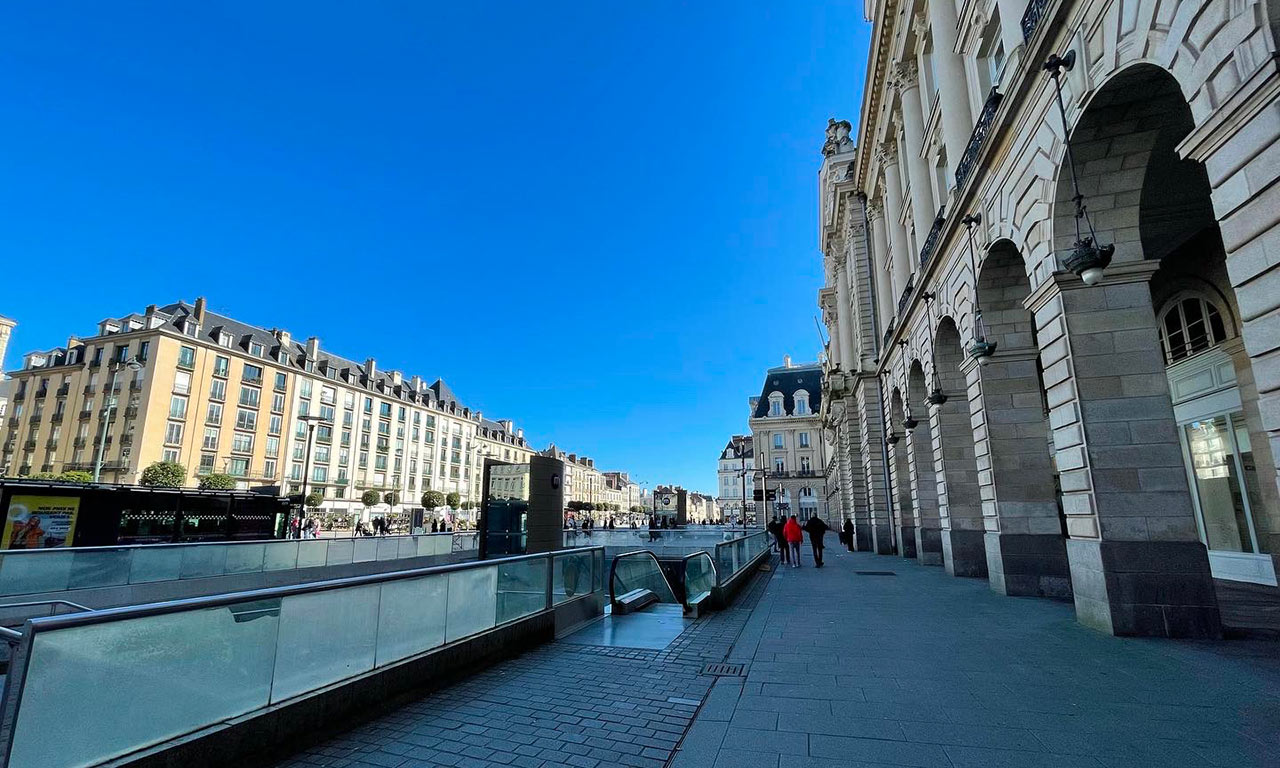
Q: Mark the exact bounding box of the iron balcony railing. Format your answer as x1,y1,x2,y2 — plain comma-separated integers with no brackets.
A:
954,89,1003,193
897,274,915,318
918,206,947,268
1022,0,1050,40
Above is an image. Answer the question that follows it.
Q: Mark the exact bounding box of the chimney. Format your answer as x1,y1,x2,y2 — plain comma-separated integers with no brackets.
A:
306,336,319,359
365,357,377,379
784,354,792,368
475,411,482,422
517,428,524,439
145,304,157,318
194,297,207,325
411,375,422,392
568,453,577,463
391,370,403,386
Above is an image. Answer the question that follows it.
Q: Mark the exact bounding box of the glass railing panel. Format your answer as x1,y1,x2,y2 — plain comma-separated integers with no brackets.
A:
262,540,300,571
296,540,328,569
0,551,73,595
353,538,378,562
130,546,183,583
551,550,594,604
397,536,418,559
684,554,717,604
324,538,355,566
445,566,497,643
224,543,267,574
497,558,548,623
593,549,603,592
9,599,281,768
375,572,448,666
180,543,229,579
376,537,400,561
68,548,130,590
270,584,379,703
611,553,677,603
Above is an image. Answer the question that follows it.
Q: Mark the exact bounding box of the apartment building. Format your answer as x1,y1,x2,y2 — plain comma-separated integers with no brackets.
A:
748,357,827,522
0,299,531,517
716,434,755,524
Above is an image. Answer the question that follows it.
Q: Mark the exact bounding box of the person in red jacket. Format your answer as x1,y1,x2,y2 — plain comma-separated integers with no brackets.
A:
783,514,804,568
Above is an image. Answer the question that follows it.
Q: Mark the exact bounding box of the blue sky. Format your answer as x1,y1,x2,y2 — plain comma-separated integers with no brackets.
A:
0,2,870,494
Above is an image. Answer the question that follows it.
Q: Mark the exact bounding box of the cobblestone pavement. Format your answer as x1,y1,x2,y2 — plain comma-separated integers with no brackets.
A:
274,563,773,768
670,545,1280,768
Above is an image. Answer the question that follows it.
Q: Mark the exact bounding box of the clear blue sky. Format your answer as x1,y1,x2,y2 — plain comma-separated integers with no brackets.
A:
0,2,870,494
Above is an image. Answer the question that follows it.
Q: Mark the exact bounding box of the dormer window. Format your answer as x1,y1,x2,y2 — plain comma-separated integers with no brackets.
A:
249,342,265,358
794,390,810,416
769,392,784,417
217,331,233,348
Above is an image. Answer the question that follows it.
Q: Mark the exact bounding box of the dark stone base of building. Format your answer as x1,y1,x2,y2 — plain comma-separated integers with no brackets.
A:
942,529,988,578
915,525,944,566
855,523,874,552
872,523,896,555
986,532,1072,599
1067,539,1222,638
896,524,917,559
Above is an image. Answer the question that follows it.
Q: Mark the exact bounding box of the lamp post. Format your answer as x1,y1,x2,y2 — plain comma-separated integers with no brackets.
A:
94,356,142,483
296,415,331,520
963,213,998,365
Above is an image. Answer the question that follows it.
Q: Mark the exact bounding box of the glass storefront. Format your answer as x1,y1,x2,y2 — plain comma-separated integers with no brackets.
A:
1183,413,1259,553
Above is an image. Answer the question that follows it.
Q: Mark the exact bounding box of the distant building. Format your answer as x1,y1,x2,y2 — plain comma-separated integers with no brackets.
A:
748,356,827,521
716,435,755,524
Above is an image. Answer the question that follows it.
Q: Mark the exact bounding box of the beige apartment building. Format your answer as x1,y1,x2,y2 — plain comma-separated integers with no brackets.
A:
0,299,532,519
748,358,829,522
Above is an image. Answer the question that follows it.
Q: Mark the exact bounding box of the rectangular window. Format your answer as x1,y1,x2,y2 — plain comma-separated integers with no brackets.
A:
138,341,150,362
315,445,330,464
164,421,184,445
236,408,257,431
269,414,282,435
264,459,277,478
239,387,260,408
169,395,187,420
209,379,226,402
379,402,391,418
358,452,368,468
232,432,254,453
773,434,784,449
203,427,219,450
799,432,810,448
206,402,222,425
163,448,180,463
177,346,196,369
266,435,280,458
344,392,354,409
363,397,373,414
271,393,285,413
213,356,230,377
319,405,335,421
321,386,335,404
274,372,287,392
424,430,434,444
312,465,327,483
229,457,250,477
199,454,216,473
375,454,388,470
249,342,265,357
243,364,263,385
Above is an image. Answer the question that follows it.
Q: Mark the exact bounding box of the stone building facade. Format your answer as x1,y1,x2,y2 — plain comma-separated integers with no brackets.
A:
716,434,756,524
819,0,1280,637
749,358,829,522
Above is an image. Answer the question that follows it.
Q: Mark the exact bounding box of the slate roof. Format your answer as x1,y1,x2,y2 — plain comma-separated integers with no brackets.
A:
751,363,823,419
721,435,753,459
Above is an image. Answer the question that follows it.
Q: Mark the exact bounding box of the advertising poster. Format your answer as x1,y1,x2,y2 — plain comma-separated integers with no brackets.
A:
2,495,81,549
656,492,677,512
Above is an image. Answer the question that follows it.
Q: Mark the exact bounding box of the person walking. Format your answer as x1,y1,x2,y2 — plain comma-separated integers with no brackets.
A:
804,514,829,567
783,515,804,568
648,515,659,542
842,518,855,552
767,516,789,566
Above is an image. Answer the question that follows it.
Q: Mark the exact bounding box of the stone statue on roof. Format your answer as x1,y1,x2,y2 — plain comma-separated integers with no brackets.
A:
822,118,853,157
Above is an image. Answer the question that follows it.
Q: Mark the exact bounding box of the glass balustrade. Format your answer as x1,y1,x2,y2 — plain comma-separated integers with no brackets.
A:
0,532,478,599
1,546,605,768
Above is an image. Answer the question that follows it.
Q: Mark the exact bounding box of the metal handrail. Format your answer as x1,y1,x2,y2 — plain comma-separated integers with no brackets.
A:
678,551,718,610
608,550,674,606
19,546,603,634
0,530,466,557
0,600,92,645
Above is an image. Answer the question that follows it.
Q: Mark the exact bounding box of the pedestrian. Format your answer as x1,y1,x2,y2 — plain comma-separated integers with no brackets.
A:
842,518,855,552
648,515,659,542
783,515,804,568
804,514,829,567
767,516,789,565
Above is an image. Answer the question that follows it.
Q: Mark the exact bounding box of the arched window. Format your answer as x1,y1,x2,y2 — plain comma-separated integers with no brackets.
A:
1159,295,1228,365
769,392,784,417
794,390,810,415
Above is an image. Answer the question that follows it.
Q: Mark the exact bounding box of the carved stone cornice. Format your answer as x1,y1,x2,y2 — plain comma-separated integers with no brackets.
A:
875,142,898,167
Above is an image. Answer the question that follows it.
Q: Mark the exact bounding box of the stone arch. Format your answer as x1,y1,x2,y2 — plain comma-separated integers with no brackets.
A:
907,359,943,565
931,316,988,578
887,386,916,558
973,239,1073,598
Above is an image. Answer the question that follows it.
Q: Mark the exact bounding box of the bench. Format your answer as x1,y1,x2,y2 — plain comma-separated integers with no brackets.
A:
613,588,658,614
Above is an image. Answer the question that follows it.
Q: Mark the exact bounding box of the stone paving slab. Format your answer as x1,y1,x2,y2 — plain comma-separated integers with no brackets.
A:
671,546,1280,768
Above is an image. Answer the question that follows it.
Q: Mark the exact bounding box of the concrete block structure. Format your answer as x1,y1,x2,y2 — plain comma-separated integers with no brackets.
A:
818,0,1280,637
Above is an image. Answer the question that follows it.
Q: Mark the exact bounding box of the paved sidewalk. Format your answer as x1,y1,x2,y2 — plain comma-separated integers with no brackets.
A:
670,544,1280,768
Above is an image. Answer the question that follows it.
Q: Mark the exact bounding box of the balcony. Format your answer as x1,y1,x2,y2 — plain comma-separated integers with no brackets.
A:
129,379,143,391
17,465,30,476
918,206,946,269
124,406,139,419
56,383,70,396
73,437,88,449
83,385,95,396
23,440,37,451
27,415,41,426
34,388,48,398
897,274,915,318
1021,0,1050,40
50,413,64,424
45,439,59,451
103,383,121,394
6,417,18,429
954,89,1003,194
121,434,134,447
78,410,92,420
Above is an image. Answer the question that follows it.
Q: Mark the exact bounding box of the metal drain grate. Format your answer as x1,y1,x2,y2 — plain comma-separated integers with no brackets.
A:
702,662,746,676
855,571,897,576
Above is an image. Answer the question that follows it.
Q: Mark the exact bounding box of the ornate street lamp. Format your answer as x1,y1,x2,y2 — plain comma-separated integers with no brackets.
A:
897,341,917,434
921,292,948,405
962,213,997,365
1045,50,1114,286
881,373,901,445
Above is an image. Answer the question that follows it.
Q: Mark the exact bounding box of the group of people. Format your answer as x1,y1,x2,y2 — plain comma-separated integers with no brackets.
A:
766,514,830,567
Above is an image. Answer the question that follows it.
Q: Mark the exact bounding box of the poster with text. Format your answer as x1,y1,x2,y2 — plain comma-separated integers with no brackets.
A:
2,495,81,549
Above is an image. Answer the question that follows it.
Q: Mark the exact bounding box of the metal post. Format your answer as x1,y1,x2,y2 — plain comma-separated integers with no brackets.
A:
92,363,121,484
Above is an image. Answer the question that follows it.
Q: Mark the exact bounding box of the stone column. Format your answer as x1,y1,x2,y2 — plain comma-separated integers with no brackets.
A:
1029,264,1221,638
856,375,894,553
894,62,939,247
835,265,858,369
868,201,895,336
923,2,974,178
879,146,911,305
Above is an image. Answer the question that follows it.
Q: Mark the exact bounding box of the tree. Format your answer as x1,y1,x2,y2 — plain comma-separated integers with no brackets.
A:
383,490,400,506
305,492,324,510
198,473,236,491
57,470,94,483
421,490,445,508
446,491,461,508
140,461,186,488
460,500,475,510
26,471,58,480
361,489,380,507
629,505,643,514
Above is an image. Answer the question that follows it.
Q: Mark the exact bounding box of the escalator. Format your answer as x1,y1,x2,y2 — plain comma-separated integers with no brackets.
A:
608,550,718,615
